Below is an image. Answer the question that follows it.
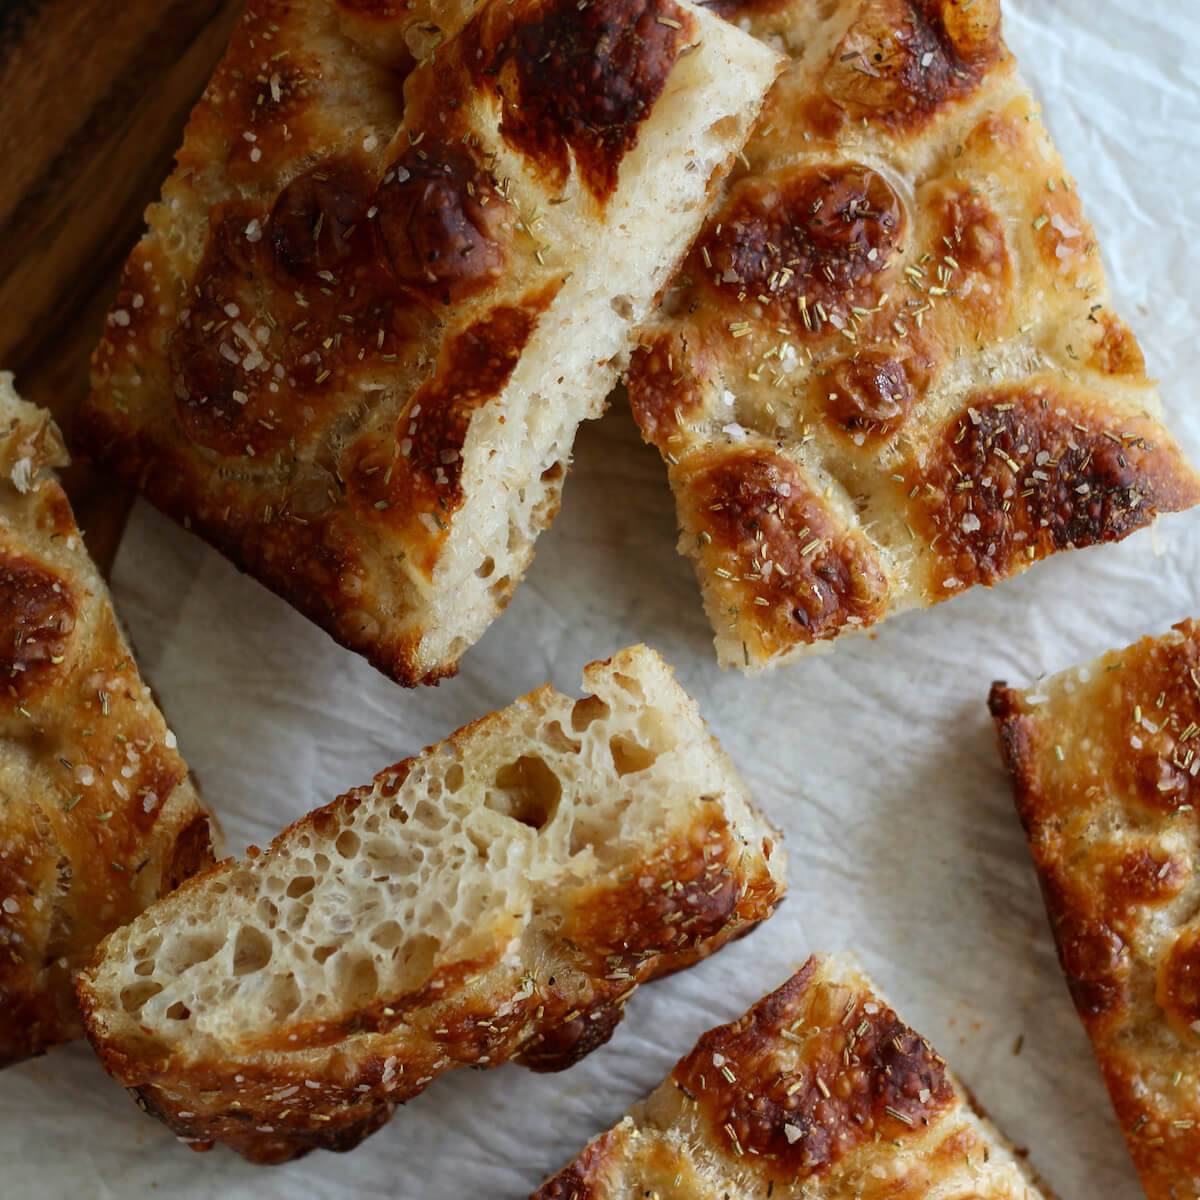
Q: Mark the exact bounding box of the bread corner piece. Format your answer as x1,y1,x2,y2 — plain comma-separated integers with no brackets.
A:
626,0,1200,674
991,620,1200,1200
78,0,783,687
0,375,212,1068
77,645,785,1163
534,953,1051,1199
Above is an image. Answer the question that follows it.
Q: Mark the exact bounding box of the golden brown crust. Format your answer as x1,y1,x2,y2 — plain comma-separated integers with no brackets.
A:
78,647,785,1163
80,0,773,685
908,380,1200,595
0,382,211,1067
533,954,1052,1198
990,621,1200,1199
625,0,1199,671
673,446,891,659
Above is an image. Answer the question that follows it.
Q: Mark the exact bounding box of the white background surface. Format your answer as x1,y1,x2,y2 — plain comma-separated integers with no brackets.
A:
4,2,1199,1196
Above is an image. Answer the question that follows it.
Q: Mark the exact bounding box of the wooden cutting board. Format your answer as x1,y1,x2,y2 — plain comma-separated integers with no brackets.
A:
0,0,241,571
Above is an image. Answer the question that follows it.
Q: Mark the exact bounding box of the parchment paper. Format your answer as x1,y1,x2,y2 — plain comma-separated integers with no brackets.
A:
4,2,1199,1195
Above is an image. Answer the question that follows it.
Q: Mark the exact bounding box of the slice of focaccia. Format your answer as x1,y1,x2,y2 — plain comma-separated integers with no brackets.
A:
626,0,1199,672
991,621,1200,1200
534,953,1050,1198
78,646,785,1164
0,376,212,1067
78,0,782,686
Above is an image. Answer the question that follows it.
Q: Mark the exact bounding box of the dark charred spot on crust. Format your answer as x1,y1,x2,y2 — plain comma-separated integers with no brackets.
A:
172,156,444,462
468,0,691,202
910,387,1196,595
1158,927,1200,1042
1089,313,1146,378
531,1127,621,1200
822,0,1003,131
625,330,708,451
170,203,270,458
826,349,919,436
0,556,76,702
1044,888,1127,1019
375,142,513,307
520,1000,623,1072
674,963,954,1178
680,448,889,650
345,291,552,568
161,815,216,894
695,165,904,336
268,160,377,284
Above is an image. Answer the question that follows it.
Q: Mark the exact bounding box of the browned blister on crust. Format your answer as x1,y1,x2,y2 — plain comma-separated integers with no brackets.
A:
991,622,1200,1200
625,0,1198,672
78,646,786,1163
533,954,1053,1198
0,379,211,1068
79,0,784,685
672,446,890,660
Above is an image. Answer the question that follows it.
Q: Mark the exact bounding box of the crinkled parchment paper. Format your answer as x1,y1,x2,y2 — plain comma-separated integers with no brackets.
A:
4,2,1199,1195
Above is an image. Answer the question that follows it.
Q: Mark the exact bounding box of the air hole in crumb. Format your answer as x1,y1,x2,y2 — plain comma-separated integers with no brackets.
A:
313,944,337,965
707,114,741,141
286,876,315,899
445,763,465,792
264,973,301,1019
335,830,361,859
610,734,658,776
162,932,223,974
543,720,581,753
612,671,644,700
540,461,564,483
487,755,562,829
233,925,273,976
610,293,635,320
165,1001,191,1021
120,981,162,1013
313,853,331,872
338,955,379,1007
571,695,610,732
371,921,404,950
476,556,496,579
134,959,156,977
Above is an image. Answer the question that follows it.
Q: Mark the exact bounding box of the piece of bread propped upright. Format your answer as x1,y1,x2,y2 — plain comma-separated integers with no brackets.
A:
77,0,784,687
78,646,786,1164
0,376,212,1068
534,954,1052,1199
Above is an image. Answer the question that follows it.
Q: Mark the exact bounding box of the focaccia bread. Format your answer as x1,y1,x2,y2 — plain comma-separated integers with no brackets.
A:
78,645,785,1164
991,620,1200,1200
0,376,212,1067
626,0,1199,672
534,953,1050,1198
78,0,781,686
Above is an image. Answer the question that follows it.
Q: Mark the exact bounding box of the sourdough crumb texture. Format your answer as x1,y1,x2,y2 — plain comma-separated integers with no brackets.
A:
534,953,1050,1198
0,376,212,1067
79,646,785,1164
626,0,1199,673
992,621,1200,1200
78,0,782,686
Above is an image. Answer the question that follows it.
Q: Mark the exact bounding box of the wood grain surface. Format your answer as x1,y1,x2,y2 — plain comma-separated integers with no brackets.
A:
0,0,241,570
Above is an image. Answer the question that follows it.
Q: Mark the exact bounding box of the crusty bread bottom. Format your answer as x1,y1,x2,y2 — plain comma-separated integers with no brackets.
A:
78,646,785,1163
